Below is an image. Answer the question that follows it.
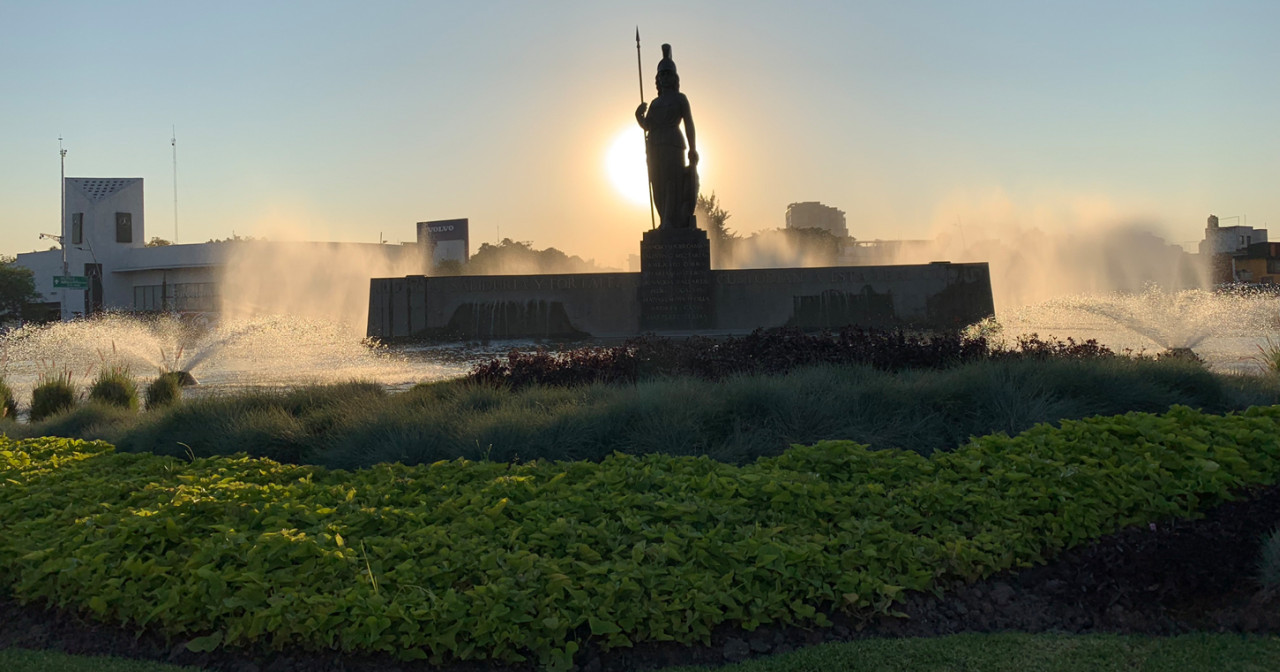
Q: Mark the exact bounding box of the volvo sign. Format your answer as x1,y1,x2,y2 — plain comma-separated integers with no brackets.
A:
416,218,469,267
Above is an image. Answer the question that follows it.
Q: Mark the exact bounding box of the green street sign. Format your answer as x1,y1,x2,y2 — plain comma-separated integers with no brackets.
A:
53,275,89,289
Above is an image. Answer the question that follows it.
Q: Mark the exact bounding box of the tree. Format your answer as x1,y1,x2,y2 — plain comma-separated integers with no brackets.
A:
736,227,841,268
463,238,604,275
433,259,463,276
697,191,737,268
697,192,735,243
0,256,39,324
206,233,264,243
784,226,841,265
146,237,173,247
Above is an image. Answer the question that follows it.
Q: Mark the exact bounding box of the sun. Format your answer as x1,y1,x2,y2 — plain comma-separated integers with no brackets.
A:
605,126,650,207
605,125,711,209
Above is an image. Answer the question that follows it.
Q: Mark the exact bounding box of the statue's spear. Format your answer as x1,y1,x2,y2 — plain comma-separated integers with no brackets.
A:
636,26,646,104
637,27,655,229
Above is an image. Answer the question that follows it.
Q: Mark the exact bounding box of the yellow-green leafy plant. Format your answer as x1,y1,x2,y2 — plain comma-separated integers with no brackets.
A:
2,405,1279,670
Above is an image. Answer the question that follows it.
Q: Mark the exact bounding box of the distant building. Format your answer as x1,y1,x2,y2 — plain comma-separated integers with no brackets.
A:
1198,214,1275,284
785,201,848,238
17,177,147,320
1199,214,1267,255
1232,242,1280,285
13,177,430,321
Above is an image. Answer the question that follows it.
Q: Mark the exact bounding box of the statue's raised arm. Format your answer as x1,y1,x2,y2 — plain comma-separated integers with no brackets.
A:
635,43,699,229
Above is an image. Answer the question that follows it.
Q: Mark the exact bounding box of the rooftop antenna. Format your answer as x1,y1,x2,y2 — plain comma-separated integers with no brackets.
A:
171,126,179,243
59,136,68,279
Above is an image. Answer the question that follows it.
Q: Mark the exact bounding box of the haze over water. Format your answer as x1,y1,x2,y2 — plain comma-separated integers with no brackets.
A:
0,314,472,404
2,284,1277,410
997,287,1280,374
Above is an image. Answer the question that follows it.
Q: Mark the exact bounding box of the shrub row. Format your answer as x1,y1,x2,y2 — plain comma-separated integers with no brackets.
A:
3,406,1279,668
467,328,1114,389
18,357,1261,468
2,368,182,425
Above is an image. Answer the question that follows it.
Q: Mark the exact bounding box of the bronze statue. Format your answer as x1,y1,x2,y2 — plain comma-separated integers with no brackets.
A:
635,43,699,229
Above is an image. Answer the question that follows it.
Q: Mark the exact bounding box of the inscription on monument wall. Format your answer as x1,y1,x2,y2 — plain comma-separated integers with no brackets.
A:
714,265,950,287
640,229,713,330
442,274,637,294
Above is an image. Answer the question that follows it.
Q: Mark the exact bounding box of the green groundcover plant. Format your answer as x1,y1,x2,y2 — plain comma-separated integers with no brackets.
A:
2,405,1279,670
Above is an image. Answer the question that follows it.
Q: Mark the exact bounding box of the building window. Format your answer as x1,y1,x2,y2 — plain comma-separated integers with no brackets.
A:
133,285,164,311
116,212,133,243
135,282,219,312
71,213,83,245
172,282,219,311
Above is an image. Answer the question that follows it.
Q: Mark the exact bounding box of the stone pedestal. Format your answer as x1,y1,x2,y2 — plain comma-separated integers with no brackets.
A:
639,226,713,331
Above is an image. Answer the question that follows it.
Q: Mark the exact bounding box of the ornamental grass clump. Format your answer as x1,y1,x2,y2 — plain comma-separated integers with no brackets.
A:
1255,335,1280,376
88,364,138,411
0,377,16,421
144,371,183,411
29,369,76,422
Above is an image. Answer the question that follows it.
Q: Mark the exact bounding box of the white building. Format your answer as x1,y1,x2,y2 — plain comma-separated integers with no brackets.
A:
1199,214,1267,255
17,178,146,319
15,177,432,323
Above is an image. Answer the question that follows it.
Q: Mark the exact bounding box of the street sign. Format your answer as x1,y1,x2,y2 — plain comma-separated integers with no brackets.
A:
53,275,89,289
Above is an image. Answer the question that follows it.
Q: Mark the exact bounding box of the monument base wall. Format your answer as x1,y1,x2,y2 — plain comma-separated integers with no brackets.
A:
367,262,995,341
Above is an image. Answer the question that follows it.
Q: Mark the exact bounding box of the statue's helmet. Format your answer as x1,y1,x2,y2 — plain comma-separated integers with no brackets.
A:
657,43,677,74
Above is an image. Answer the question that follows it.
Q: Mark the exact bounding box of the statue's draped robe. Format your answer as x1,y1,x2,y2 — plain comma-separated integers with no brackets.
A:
643,91,690,227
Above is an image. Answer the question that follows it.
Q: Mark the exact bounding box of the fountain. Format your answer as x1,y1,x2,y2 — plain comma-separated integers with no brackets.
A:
996,286,1280,373
0,313,472,405
2,285,1276,418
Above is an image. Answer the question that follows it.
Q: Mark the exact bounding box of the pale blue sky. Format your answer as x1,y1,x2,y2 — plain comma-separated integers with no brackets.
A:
2,0,1276,266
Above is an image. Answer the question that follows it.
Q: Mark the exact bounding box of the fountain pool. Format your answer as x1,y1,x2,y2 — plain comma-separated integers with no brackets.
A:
2,288,1276,412
994,287,1280,374
0,314,490,405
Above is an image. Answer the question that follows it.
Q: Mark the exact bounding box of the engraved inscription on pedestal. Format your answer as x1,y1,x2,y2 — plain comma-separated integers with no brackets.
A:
640,227,713,331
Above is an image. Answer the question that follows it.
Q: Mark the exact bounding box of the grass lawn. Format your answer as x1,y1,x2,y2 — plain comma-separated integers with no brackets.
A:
6,633,1280,672
667,632,1280,671
0,648,200,671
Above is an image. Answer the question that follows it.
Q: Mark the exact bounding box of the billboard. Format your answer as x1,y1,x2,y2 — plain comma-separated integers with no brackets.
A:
417,218,469,267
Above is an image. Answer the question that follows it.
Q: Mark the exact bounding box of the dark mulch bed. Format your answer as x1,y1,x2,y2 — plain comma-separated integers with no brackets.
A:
3,483,1279,672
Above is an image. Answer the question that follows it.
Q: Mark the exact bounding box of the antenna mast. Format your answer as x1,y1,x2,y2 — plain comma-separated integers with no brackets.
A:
59,137,68,278
171,126,179,243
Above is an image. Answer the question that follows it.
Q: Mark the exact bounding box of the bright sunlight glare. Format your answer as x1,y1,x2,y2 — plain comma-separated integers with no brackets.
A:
606,126,650,207
606,126,711,209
